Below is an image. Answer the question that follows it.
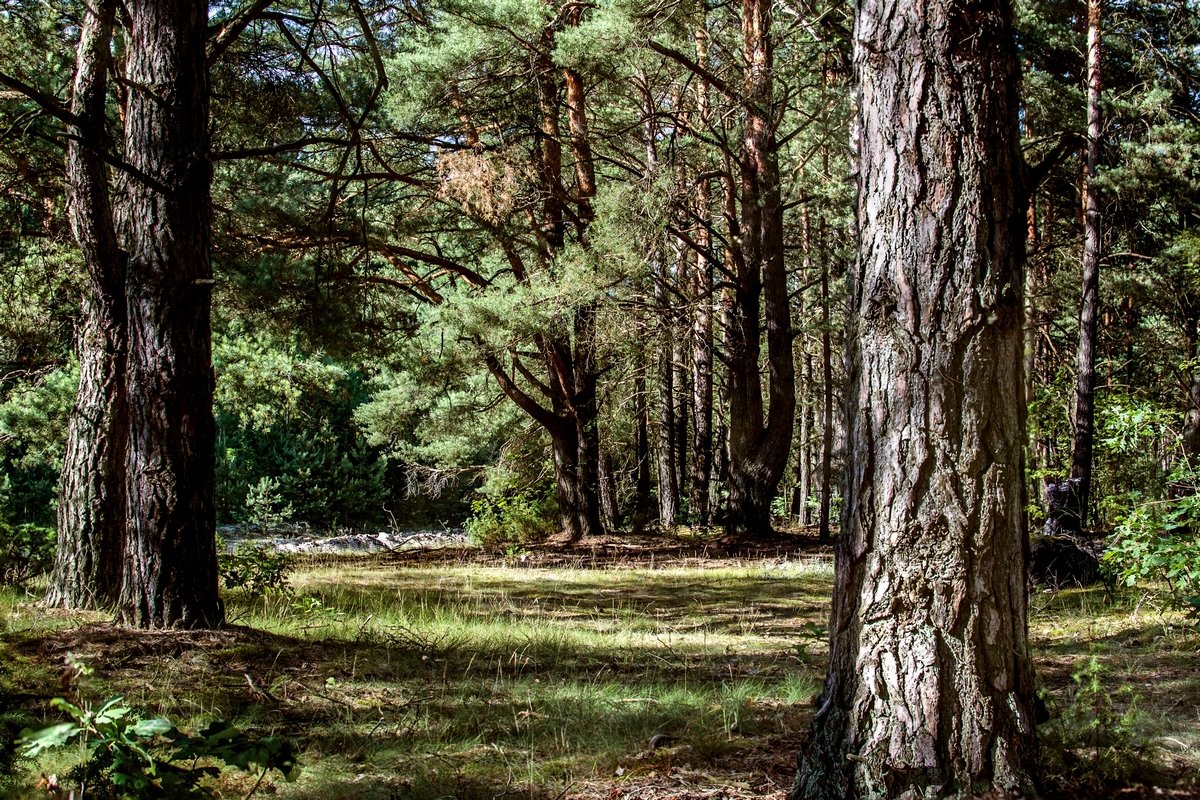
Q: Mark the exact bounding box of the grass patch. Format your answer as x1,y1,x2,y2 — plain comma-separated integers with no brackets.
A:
0,554,829,799
1,549,1196,799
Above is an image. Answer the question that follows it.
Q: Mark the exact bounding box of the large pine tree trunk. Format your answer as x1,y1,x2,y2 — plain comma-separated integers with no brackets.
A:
793,1,1037,796
1070,0,1103,529
724,0,795,539
48,0,126,610
116,0,223,628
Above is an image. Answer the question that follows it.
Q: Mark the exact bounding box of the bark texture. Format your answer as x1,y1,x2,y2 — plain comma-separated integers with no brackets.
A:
48,0,127,610
793,1,1037,796
724,0,795,538
117,0,223,628
1069,0,1103,528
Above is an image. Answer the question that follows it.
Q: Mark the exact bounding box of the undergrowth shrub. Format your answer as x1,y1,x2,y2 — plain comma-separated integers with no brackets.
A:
464,490,558,547
20,696,300,799
1039,654,1159,792
1105,464,1200,619
19,656,299,799
0,522,55,586
217,539,294,597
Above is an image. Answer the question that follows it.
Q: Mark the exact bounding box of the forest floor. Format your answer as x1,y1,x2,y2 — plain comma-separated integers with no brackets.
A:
1,529,1198,799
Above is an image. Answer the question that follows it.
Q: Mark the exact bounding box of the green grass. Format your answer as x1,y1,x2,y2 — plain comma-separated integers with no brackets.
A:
0,557,830,799
1,556,1196,799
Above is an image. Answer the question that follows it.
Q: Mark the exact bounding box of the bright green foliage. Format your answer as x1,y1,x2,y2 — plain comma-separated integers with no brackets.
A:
0,365,76,527
1105,481,1200,617
19,694,300,799
465,489,559,547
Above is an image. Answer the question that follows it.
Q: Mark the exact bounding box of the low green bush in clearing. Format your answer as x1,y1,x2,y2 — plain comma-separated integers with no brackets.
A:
464,490,559,547
1105,496,1200,619
217,538,294,598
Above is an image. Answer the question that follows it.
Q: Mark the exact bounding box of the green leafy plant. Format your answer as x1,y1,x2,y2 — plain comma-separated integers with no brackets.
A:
19,695,300,799
1104,467,1200,617
217,539,294,598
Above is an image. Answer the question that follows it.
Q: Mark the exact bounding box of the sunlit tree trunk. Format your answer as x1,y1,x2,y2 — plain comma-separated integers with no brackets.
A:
117,0,223,628
1070,0,1103,528
688,6,714,526
793,0,1037,795
817,215,835,543
48,0,126,610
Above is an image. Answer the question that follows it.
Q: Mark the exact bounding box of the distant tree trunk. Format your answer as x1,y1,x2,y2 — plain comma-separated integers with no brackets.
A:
690,179,714,524
792,349,814,524
1183,310,1200,457
116,0,223,628
673,323,690,501
655,294,680,526
598,451,619,531
817,220,835,543
633,358,654,530
793,0,1037,795
688,16,714,525
1070,0,1103,529
48,0,126,610
791,211,814,524
724,0,795,538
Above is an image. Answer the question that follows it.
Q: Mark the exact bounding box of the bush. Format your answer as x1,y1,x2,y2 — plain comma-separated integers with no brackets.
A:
1104,469,1200,618
465,490,559,547
0,522,55,586
217,540,293,597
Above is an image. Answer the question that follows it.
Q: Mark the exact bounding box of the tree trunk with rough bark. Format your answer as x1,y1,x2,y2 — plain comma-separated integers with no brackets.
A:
47,0,127,611
724,0,795,539
117,0,223,628
690,181,714,525
1070,0,1103,529
793,1,1038,796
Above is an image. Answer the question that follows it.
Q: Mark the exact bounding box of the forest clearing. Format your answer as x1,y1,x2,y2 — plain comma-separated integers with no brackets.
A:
2,532,1199,799
2,0,1200,796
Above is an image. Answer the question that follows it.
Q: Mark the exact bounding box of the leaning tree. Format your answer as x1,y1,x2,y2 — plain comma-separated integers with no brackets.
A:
792,0,1038,796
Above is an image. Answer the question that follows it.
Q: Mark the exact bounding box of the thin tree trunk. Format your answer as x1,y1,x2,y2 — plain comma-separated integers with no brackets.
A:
1183,313,1200,457
688,10,714,524
690,190,714,524
792,349,814,524
817,220,835,543
1070,0,1103,529
598,452,618,531
633,357,654,530
48,0,126,610
655,287,680,526
794,0,1037,794
117,0,223,629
